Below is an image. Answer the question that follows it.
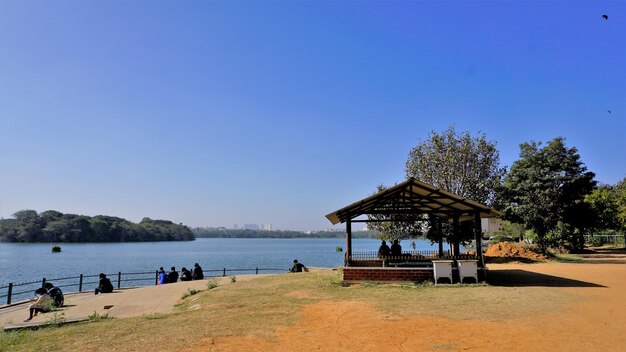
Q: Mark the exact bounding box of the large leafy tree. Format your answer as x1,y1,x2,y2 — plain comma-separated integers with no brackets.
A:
404,126,506,253
406,126,506,207
502,137,596,251
585,185,620,231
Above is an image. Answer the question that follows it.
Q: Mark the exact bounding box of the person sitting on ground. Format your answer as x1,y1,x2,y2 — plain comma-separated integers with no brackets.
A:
289,259,308,273
24,288,53,322
378,240,391,258
95,273,114,294
167,266,179,283
158,268,168,285
390,239,402,257
44,282,64,308
180,267,192,281
192,263,204,280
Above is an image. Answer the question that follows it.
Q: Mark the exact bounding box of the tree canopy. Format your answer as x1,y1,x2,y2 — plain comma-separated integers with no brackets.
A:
0,210,194,242
365,127,504,254
501,137,596,251
406,126,506,207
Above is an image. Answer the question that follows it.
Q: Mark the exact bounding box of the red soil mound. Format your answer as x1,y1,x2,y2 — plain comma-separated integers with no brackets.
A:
484,242,547,261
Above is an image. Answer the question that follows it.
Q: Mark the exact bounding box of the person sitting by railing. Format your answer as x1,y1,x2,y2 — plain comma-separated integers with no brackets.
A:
192,263,204,280
180,267,192,281
289,259,308,273
24,288,53,322
391,240,402,257
167,267,179,283
44,282,64,308
95,273,114,294
158,267,168,285
378,240,391,258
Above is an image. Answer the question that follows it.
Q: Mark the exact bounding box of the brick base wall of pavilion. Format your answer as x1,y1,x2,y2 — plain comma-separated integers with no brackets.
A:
343,267,434,282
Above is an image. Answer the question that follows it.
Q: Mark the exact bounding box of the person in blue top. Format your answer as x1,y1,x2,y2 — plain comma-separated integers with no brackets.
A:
158,268,168,285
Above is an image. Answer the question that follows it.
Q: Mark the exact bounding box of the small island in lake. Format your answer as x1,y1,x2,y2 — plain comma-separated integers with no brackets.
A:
0,210,194,243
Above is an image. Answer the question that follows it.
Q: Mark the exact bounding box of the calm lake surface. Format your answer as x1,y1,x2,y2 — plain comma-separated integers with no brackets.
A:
0,238,443,301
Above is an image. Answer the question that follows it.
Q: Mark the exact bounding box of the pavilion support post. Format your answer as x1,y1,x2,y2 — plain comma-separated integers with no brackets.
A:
437,219,444,257
452,215,460,256
474,212,484,267
346,218,352,267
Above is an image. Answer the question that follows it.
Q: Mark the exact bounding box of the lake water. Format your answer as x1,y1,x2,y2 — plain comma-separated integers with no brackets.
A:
0,238,443,302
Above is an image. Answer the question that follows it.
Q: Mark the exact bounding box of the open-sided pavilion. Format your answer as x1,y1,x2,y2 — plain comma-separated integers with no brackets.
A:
326,178,501,282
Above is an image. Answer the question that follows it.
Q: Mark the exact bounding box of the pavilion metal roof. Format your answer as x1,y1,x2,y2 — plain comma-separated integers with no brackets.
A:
325,178,502,225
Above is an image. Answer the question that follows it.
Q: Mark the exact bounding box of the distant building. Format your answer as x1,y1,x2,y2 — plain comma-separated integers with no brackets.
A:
243,224,260,230
261,224,273,231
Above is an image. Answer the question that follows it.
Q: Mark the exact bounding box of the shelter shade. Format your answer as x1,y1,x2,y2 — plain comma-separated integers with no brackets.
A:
325,178,501,225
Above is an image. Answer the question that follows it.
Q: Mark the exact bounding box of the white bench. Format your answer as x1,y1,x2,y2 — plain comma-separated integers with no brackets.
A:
457,260,478,283
432,260,454,284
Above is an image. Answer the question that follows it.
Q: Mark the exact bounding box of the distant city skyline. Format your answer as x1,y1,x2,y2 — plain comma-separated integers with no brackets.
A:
1,1,624,231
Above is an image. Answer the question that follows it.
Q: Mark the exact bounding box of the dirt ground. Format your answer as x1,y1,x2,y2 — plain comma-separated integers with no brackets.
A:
192,248,626,352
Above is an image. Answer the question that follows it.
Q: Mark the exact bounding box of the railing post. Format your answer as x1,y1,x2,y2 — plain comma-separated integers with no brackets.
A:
256,267,258,275
41,278,46,288
79,274,83,292
223,268,226,277
7,283,12,305
155,270,159,285
117,272,122,289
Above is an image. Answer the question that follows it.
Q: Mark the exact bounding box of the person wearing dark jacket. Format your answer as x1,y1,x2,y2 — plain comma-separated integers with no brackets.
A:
167,267,179,283
390,240,402,256
180,267,192,281
378,240,391,258
95,273,114,294
44,282,64,308
192,263,204,280
289,259,308,273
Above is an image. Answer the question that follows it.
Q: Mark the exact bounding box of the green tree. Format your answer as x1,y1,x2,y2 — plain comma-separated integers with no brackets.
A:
585,186,620,231
405,126,506,253
490,220,525,242
13,210,45,242
614,178,626,236
502,137,596,252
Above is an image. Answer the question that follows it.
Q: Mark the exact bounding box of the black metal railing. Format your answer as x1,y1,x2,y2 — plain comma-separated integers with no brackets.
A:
0,267,286,306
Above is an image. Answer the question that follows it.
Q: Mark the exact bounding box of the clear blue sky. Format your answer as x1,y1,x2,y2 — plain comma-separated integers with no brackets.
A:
1,1,624,231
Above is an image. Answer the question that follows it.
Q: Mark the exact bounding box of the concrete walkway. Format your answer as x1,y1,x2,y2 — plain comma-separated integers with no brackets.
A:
0,274,273,329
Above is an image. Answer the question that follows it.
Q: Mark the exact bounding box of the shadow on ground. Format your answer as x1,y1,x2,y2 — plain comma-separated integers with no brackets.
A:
487,269,606,288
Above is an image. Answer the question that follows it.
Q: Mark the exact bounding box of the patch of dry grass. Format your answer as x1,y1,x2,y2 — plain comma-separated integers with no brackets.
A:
0,271,579,352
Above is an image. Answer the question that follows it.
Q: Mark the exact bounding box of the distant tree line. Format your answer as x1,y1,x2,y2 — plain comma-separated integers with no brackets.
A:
0,210,195,242
192,228,378,239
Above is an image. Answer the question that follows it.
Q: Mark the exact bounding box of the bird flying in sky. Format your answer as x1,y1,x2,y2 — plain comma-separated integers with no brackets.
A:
602,15,608,20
